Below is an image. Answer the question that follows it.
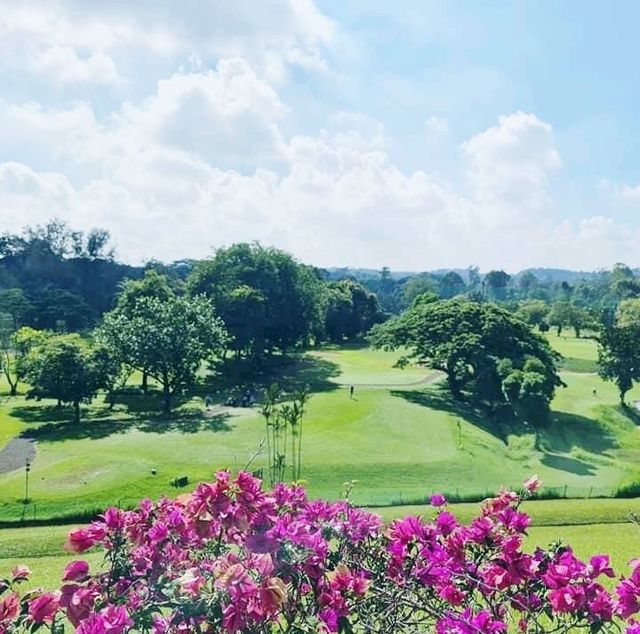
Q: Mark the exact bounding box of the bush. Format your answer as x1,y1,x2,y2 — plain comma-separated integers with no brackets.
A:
3,472,640,632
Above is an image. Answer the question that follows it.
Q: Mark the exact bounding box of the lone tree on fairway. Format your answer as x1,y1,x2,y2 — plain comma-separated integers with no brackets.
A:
115,270,175,393
369,298,562,424
598,322,640,405
22,333,117,422
99,295,228,413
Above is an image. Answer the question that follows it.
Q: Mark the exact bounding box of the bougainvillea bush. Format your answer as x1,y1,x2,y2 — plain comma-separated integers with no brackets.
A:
2,472,640,632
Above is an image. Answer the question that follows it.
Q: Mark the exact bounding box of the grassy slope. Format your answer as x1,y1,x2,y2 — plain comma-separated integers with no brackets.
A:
0,335,639,517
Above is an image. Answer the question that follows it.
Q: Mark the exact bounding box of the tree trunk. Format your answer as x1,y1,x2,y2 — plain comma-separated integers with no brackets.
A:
162,377,171,414
141,370,148,394
73,400,81,423
448,372,462,399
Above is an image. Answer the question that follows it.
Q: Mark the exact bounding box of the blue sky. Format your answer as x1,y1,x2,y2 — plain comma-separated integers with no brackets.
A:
0,0,639,271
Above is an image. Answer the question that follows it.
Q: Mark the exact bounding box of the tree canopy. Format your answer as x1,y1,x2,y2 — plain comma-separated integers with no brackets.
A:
369,299,562,424
98,295,228,412
187,243,324,357
22,333,117,422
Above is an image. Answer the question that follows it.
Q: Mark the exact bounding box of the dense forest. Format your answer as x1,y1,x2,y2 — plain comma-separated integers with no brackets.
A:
2,219,639,337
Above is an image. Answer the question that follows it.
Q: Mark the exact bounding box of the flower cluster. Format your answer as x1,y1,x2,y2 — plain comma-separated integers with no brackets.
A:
2,472,640,632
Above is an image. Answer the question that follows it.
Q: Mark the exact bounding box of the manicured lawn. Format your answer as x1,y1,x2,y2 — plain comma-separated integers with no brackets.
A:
547,332,600,373
0,337,639,518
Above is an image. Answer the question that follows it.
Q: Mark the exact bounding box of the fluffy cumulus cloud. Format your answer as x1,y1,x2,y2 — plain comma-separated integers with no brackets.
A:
0,1,636,271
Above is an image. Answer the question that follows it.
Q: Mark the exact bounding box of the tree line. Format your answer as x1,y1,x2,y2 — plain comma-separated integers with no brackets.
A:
3,219,640,423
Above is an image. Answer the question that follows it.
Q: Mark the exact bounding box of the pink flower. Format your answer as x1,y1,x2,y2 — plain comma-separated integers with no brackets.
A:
430,493,447,507
62,559,90,582
523,474,541,493
66,525,105,553
0,592,20,624
28,592,61,624
11,564,31,580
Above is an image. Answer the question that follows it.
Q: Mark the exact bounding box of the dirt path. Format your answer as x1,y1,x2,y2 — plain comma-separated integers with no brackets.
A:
0,438,36,475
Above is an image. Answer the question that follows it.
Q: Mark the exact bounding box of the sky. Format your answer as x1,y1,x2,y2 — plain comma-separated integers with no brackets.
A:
1,1,640,272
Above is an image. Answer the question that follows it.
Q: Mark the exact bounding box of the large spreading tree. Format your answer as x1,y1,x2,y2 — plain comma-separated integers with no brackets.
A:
369,298,563,424
22,333,118,422
98,295,228,413
187,243,323,357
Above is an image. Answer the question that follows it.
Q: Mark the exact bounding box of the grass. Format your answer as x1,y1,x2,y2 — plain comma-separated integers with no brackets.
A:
0,336,639,520
547,332,600,373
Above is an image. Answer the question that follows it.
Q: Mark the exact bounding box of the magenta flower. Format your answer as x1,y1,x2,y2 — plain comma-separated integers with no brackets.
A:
28,592,61,624
62,560,90,582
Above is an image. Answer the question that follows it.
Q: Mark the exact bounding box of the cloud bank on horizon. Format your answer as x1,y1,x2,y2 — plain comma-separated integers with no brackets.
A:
1,0,640,271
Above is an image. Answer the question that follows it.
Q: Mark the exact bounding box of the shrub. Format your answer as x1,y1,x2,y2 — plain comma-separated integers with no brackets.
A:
3,472,640,632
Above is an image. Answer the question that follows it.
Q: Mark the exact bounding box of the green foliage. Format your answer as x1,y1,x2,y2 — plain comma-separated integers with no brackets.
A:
261,384,311,484
369,299,562,424
98,295,228,412
323,279,384,342
438,271,466,299
547,301,593,337
516,299,549,328
187,243,324,356
22,333,117,422
597,322,640,404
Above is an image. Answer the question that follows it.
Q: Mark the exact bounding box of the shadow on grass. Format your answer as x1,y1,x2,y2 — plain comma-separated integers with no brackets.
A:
393,385,617,476
391,385,509,441
541,453,597,476
13,404,233,443
202,354,342,400
543,411,618,454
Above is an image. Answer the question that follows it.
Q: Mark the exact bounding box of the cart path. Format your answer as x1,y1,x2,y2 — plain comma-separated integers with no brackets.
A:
0,438,36,475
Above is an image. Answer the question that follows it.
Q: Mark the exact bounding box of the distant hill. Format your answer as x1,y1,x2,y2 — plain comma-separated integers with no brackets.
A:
513,268,601,283
327,266,608,284
324,267,417,281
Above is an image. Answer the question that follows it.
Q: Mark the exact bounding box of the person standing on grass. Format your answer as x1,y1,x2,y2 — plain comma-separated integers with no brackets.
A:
349,385,354,399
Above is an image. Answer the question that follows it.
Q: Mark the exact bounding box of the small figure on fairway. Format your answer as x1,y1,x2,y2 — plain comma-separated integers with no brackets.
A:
592,389,597,396
205,395,212,410
349,385,354,399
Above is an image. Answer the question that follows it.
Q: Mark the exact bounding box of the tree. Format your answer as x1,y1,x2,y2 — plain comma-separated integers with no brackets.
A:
115,270,176,391
187,244,323,357
22,334,117,422
0,326,50,396
547,302,591,337
115,269,175,311
439,272,466,299
616,298,640,327
98,296,228,413
547,301,572,336
517,271,539,296
322,280,384,342
516,300,548,329
598,323,640,404
0,288,32,330
369,299,562,423
401,275,438,308
484,270,511,300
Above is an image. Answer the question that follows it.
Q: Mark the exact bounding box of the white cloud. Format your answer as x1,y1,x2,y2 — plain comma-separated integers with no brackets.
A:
462,112,561,216
0,0,336,88
0,21,636,274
